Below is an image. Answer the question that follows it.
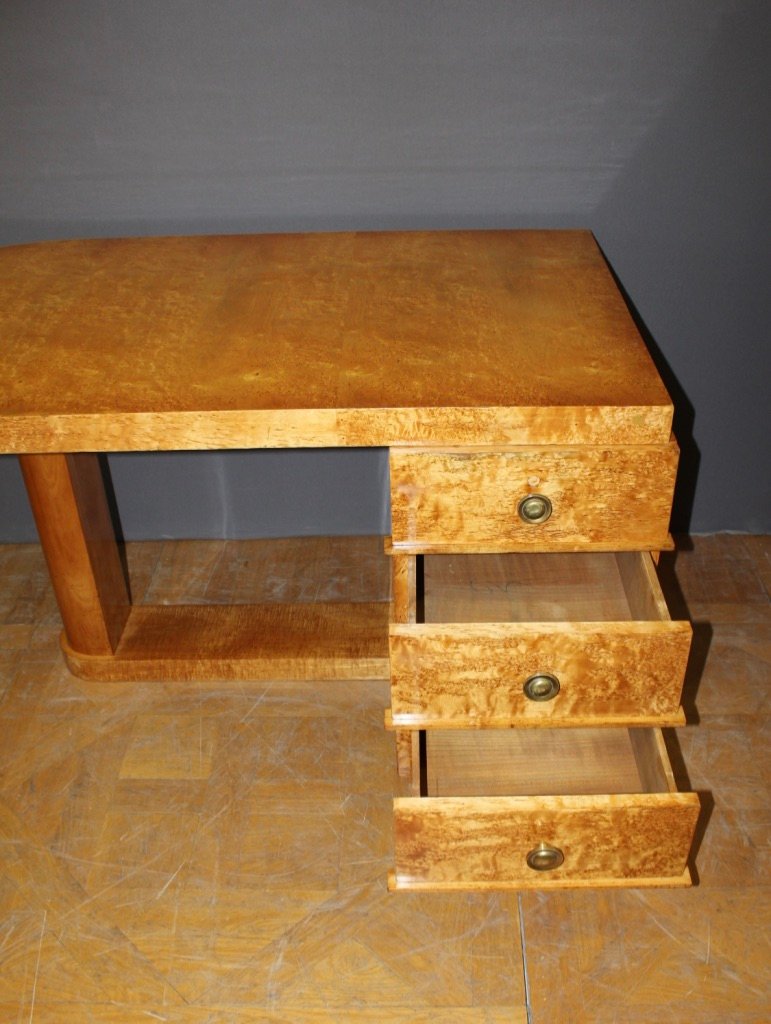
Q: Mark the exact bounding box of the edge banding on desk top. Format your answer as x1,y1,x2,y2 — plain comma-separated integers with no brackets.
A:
0,404,674,454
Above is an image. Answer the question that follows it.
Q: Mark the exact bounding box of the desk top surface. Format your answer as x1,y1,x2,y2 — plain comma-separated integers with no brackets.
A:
0,230,671,452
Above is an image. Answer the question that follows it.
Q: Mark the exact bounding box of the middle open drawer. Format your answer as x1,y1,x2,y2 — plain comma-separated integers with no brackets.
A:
388,550,691,728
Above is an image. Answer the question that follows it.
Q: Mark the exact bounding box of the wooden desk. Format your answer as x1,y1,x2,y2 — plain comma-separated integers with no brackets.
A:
0,229,699,889
1,229,672,680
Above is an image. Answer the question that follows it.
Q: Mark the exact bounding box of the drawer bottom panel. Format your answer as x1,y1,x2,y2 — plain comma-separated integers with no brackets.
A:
390,728,700,891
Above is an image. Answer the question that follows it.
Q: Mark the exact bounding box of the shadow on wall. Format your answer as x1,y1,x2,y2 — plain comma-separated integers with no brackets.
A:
600,252,700,536
593,0,771,533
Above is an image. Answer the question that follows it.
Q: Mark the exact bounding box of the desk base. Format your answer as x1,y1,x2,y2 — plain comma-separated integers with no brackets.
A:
61,600,390,681
19,453,391,683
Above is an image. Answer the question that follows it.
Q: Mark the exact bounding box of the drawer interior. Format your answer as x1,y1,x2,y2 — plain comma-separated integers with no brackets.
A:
424,726,677,798
423,551,669,624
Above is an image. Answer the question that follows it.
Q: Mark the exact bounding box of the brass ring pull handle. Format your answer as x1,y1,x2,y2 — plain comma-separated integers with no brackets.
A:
517,493,552,524
526,842,565,872
523,673,560,701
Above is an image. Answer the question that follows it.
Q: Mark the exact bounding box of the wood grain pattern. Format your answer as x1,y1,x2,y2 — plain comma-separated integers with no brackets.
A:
388,550,421,784
1,532,765,1019
19,453,130,654
392,792,699,890
616,549,672,619
391,726,699,889
628,727,678,793
389,620,691,727
62,601,390,681
425,727,648,797
394,729,421,794
424,550,637,623
390,550,690,726
389,444,679,551
390,550,417,625
0,538,529,1020
0,231,672,453
2,533,764,1021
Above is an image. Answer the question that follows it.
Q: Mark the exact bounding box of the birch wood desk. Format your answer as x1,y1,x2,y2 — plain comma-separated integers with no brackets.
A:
0,230,700,890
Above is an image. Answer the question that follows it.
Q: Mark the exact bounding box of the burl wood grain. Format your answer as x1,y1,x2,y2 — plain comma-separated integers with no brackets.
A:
390,719,700,890
0,230,672,453
389,444,679,551
392,792,700,890
389,550,691,726
2,533,765,1021
389,620,691,727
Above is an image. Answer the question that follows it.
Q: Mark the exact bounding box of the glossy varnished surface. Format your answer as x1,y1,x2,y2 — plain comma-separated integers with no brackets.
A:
0,230,672,451
392,714,699,889
0,534,768,1020
388,551,692,727
389,443,679,551
64,601,390,681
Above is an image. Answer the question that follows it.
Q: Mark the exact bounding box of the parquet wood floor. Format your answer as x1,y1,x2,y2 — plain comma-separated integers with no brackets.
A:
0,535,768,1022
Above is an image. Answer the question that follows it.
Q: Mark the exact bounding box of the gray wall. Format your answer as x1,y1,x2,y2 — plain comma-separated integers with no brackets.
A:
1,0,769,541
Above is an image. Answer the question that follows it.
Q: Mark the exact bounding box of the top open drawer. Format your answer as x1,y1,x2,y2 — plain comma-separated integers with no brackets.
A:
389,444,678,552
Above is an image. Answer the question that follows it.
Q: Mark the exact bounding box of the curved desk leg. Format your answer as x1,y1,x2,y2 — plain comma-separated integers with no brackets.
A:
19,453,131,656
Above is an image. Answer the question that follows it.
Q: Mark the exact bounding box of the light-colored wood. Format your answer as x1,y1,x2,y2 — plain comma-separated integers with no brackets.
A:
0,231,672,453
388,550,421,783
389,620,691,727
62,601,390,681
392,791,699,889
616,549,672,619
520,533,770,1023
389,444,679,551
391,726,700,889
2,533,764,1020
425,727,647,796
394,728,421,795
425,550,637,623
18,453,130,654
388,866,693,892
389,550,417,624
389,550,690,726
628,726,679,793
0,539,529,1021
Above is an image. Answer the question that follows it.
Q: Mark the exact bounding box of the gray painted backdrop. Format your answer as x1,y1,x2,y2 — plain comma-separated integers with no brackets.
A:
1,0,769,541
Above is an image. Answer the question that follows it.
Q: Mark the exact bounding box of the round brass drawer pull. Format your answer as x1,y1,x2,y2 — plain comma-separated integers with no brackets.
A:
526,842,565,872
517,493,552,524
523,672,560,701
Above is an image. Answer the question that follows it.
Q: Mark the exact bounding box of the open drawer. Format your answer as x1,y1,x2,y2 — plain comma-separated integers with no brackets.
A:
388,550,691,727
390,727,700,891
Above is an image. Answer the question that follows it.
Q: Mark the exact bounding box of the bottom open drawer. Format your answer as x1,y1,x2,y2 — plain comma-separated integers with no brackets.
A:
390,727,699,890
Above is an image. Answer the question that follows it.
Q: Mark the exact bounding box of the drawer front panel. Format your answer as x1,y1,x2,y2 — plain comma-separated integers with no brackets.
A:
389,620,692,727
392,793,700,890
389,444,678,551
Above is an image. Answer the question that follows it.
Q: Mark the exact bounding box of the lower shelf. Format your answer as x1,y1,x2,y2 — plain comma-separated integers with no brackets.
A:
390,727,700,890
63,601,390,681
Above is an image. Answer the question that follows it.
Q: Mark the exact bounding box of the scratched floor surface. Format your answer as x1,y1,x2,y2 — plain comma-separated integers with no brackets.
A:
0,534,768,1022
